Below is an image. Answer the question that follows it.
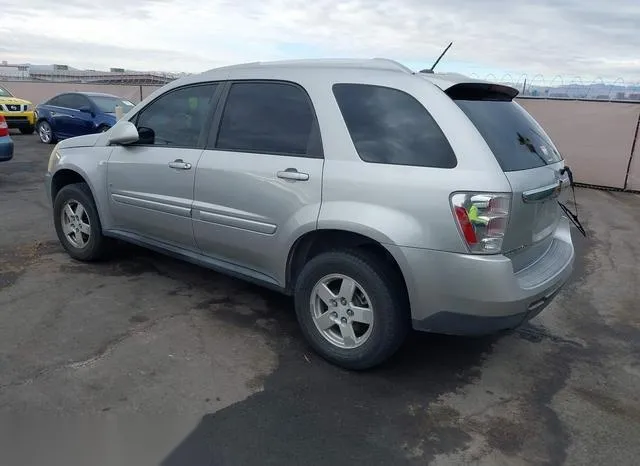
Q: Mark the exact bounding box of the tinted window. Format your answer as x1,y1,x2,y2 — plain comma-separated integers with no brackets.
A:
135,84,217,148
51,94,88,109
46,96,62,106
332,84,456,168
90,96,135,113
216,82,316,156
454,100,562,172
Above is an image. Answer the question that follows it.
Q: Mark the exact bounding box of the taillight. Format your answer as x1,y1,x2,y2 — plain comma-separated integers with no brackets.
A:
0,116,8,137
451,193,511,254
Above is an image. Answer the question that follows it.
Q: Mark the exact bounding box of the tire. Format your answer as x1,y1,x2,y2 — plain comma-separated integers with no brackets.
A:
20,125,35,135
53,182,110,261
294,250,409,370
37,120,56,144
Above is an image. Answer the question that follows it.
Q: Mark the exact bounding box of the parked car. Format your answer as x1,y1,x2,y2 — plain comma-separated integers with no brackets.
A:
35,92,134,144
0,115,14,162
0,85,36,134
45,59,575,369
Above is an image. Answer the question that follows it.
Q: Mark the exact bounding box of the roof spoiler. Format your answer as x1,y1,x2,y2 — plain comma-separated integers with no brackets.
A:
445,82,519,101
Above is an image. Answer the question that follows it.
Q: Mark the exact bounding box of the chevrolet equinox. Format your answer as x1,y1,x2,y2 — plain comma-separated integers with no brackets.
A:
45,59,574,369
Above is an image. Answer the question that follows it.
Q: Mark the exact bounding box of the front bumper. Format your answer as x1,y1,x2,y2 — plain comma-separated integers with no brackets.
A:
0,137,14,161
1,111,36,129
388,218,575,336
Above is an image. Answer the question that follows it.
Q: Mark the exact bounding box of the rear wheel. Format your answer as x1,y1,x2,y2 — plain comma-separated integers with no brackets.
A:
53,183,110,261
294,250,409,370
37,120,55,144
20,125,35,135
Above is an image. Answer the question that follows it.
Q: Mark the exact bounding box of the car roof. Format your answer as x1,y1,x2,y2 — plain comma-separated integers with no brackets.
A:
189,58,489,91
75,92,120,98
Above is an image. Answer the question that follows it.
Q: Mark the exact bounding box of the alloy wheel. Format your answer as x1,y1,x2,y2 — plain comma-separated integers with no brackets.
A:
310,273,374,349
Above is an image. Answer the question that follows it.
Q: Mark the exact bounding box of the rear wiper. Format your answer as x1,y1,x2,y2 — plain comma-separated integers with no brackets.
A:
558,166,586,237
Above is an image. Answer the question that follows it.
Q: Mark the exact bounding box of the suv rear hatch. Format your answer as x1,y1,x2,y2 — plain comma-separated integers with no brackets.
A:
447,83,568,270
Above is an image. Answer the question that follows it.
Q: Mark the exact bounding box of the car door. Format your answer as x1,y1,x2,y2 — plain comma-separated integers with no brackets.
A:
107,83,220,249
193,81,324,285
63,94,95,137
46,94,75,138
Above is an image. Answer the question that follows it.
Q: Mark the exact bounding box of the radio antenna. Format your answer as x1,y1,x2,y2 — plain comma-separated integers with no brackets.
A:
421,42,453,73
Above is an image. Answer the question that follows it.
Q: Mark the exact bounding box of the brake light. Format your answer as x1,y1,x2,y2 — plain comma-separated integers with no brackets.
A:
451,193,511,254
0,116,8,137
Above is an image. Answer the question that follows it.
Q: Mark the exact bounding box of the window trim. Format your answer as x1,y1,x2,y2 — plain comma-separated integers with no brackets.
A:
207,79,324,159
130,83,223,150
332,83,457,169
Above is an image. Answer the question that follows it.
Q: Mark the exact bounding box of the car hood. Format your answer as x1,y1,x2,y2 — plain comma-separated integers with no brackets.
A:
0,97,32,106
58,133,101,149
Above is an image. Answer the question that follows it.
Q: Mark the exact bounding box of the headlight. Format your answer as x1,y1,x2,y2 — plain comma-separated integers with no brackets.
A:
25,104,33,112
47,145,61,173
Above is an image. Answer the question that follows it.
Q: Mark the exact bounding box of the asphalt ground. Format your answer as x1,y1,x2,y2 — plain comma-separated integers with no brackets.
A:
1,132,639,466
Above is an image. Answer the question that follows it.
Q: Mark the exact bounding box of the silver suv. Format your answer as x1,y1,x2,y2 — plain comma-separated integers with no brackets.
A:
45,59,574,369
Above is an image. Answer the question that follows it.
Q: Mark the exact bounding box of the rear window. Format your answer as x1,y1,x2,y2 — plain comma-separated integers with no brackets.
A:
454,100,562,172
333,84,457,168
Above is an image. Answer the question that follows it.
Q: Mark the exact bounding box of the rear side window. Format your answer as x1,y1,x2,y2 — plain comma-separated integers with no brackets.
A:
216,82,318,156
454,100,562,172
332,84,456,168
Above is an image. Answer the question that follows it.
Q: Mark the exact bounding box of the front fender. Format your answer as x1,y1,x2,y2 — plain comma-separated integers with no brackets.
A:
51,146,114,228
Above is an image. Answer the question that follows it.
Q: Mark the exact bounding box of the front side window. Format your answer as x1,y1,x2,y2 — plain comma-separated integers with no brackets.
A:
0,86,12,98
216,82,316,156
333,84,457,168
135,84,217,148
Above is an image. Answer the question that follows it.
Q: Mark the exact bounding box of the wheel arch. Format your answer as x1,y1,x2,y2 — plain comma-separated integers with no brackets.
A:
50,167,106,219
285,229,410,306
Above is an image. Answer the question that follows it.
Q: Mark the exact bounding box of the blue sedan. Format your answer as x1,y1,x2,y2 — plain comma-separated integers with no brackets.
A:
35,92,135,144
0,115,14,162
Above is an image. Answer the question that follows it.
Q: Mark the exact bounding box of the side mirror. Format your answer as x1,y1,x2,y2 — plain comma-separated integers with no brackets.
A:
137,127,155,145
78,105,93,115
107,121,139,145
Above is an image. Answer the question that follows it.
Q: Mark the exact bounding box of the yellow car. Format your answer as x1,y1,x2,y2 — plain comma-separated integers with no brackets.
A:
0,85,36,134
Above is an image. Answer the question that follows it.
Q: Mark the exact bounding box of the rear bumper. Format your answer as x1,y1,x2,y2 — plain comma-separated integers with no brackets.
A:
0,137,14,161
388,218,574,335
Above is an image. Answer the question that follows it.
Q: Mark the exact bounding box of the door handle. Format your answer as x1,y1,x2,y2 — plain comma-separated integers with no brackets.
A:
277,168,309,181
168,159,192,170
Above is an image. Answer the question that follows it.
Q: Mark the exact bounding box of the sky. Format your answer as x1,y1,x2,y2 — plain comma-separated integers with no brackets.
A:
2,0,639,84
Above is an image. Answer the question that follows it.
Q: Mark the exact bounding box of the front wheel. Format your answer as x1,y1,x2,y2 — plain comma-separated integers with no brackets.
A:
294,250,409,370
53,183,111,261
37,120,55,144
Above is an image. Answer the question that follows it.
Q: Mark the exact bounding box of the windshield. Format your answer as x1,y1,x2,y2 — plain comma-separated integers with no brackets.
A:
0,86,13,98
454,100,563,172
90,96,135,113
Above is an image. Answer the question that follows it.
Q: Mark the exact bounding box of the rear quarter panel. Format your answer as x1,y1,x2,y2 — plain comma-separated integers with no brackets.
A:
306,71,512,252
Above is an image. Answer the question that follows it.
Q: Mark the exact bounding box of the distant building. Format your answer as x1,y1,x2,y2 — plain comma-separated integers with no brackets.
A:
0,62,182,85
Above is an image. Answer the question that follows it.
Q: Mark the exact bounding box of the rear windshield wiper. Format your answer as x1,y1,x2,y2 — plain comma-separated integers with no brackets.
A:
558,166,586,237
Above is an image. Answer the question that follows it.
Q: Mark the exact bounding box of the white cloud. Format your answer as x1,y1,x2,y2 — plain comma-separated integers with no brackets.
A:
2,0,639,82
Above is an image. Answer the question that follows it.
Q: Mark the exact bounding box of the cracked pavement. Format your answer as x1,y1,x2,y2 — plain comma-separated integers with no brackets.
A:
1,134,639,465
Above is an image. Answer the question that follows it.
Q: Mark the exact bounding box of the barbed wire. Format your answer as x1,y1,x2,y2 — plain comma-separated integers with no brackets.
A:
471,73,640,101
